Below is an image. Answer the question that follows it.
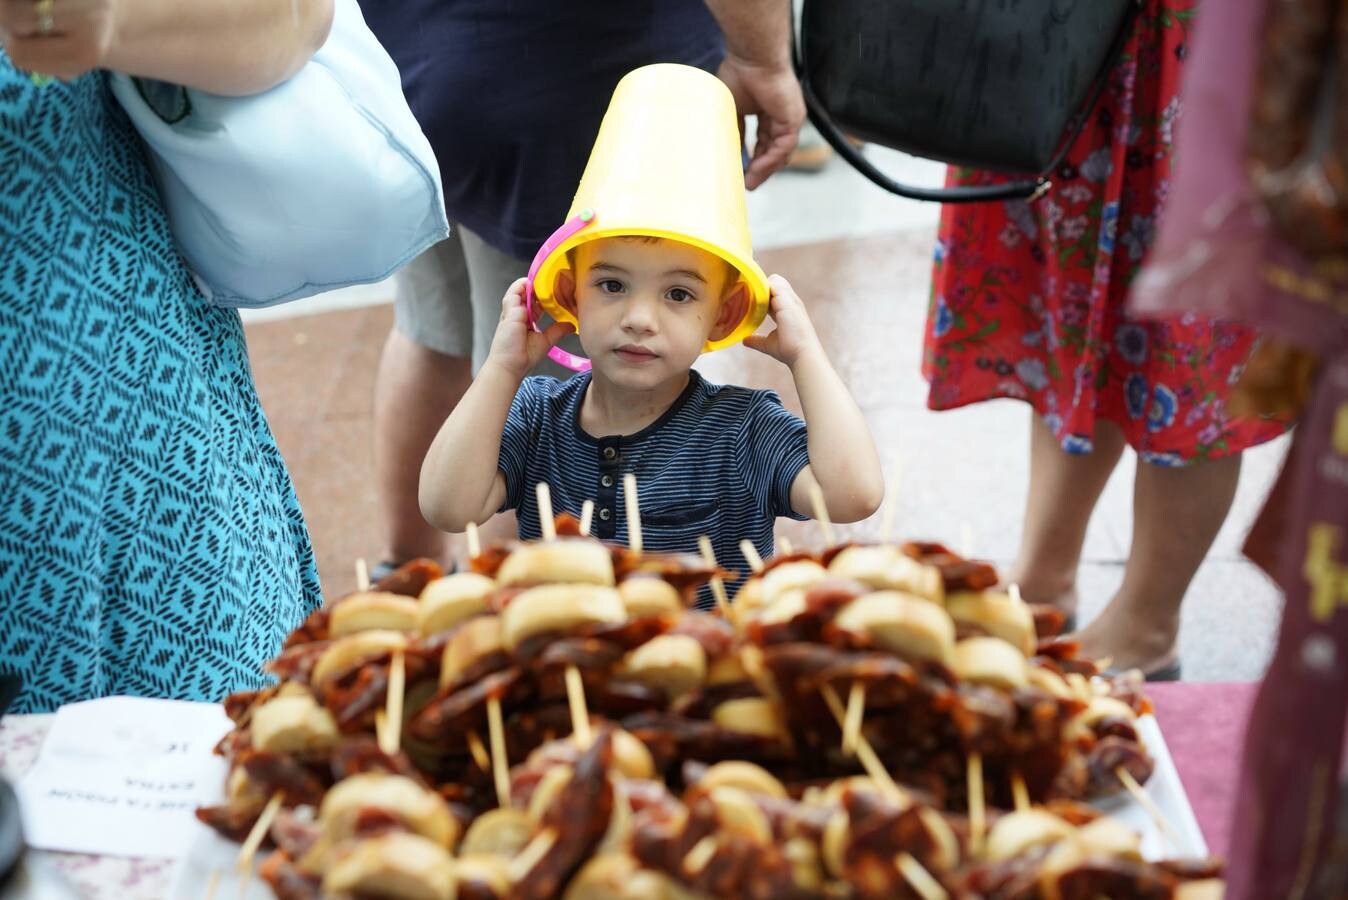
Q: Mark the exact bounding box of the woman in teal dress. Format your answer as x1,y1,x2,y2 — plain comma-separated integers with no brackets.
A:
0,0,333,712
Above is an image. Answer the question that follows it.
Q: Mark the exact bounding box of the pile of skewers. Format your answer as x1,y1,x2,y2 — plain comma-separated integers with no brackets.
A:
197,479,1223,899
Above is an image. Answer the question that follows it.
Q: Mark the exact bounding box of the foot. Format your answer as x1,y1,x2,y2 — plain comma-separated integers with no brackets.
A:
1001,576,1079,620
1072,595,1179,679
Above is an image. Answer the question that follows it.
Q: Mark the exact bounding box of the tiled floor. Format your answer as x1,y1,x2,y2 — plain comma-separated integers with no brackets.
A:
244,145,1288,683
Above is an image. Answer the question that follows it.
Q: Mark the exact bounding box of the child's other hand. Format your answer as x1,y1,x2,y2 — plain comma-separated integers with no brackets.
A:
484,279,575,380
743,275,824,368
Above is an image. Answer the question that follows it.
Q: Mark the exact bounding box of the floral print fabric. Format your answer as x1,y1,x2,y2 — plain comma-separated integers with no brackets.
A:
923,0,1289,464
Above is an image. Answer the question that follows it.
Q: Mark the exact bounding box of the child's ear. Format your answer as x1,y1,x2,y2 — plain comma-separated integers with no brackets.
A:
709,280,749,342
555,268,579,317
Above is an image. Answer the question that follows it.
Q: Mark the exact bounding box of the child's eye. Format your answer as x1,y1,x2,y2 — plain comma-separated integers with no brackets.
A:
666,287,695,303
596,279,625,294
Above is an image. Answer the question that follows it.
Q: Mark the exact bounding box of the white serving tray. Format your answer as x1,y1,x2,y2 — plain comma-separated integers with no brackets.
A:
168,714,1208,896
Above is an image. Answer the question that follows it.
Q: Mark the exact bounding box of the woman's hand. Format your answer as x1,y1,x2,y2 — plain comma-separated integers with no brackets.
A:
743,275,825,369
0,0,116,82
484,278,575,381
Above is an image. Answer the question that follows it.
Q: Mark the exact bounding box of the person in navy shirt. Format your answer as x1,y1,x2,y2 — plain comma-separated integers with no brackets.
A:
419,235,884,595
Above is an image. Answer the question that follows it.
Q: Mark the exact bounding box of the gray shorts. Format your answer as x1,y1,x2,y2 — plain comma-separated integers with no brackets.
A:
394,224,579,378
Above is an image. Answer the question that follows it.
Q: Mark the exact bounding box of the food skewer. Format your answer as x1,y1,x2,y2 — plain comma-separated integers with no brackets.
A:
820,684,903,802
1117,765,1183,849
534,481,592,748
487,692,512,806
355,558,370,592
842,680,866,757
896,852,950,900
205,867,222,900
379,649,406,755
536,483,558,541
960,523,974,560
466,521,481,560
565,665,593,748
778,535,794,555
1010,770,1030,813
968,752,985,855
623,472,642,554
1008,583,1023,606
466,729,491,773
236,790,283,878
698,536,733,620
807,481,836,546
579,499,595,537
739,539,765,574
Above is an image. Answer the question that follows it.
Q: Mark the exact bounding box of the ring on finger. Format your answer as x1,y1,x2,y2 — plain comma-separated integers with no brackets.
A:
34,0,55,35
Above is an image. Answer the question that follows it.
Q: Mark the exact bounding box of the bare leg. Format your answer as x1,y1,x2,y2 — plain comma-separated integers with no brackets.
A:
1075,451,1242,670
373,328,471,566
1006,414,1127,608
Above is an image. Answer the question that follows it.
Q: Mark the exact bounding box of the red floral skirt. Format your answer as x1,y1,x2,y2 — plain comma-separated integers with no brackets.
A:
923,0,1289,464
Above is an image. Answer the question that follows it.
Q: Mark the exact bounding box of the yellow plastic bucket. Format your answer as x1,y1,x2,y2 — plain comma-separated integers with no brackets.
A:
531,63,770,353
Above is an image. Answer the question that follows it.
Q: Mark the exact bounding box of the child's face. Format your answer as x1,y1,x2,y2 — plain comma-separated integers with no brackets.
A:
558,237,747,391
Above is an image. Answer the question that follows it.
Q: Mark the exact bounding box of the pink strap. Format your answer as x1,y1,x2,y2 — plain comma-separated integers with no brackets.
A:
525,209,596,372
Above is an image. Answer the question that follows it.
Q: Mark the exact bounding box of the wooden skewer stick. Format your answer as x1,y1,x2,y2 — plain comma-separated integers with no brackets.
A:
536,482,556,541
968,752,986,856
236,791,284,876
579,499,595,537
895,852,950,900
508,828,559,883
466,729,491,773
1116,766,1183,849
1010,771,1030,813
205,868,223,900
698,536,733,620
466,521,481,560
842,680,866,757
487,695,512,808
778,535,794,555
1008,583,1024,606
379,649,406,755
374,710,390,751
807,481,836,546
565,664,592,748
739,539,765,574
820,684,903,803
355,558,370,592
623,473,642,554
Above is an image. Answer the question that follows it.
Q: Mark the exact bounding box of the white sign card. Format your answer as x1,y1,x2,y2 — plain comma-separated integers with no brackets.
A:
16,696,232,858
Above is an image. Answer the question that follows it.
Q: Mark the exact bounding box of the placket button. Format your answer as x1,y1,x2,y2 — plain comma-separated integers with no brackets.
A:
598,508,612,521
602,447,617,460
601,474,614,488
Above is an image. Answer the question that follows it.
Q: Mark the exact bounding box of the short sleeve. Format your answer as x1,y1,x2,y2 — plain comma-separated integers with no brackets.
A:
735,391,810,521
497,377,546,513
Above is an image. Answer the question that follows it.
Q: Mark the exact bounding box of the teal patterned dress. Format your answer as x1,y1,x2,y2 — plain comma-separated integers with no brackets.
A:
0,57,322,713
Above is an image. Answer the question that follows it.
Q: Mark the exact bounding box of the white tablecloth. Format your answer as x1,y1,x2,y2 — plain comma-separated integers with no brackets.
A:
1,715,175,899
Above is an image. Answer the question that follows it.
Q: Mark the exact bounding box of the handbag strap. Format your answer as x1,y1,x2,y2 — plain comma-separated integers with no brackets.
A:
793,0,1143,204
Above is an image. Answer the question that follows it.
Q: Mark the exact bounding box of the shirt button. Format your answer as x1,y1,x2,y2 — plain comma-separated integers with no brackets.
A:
601,474,615,488
602,447,616,460
598,508,611,521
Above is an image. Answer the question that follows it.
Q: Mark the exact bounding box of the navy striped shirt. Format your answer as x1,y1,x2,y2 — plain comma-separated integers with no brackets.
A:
498,371,810,606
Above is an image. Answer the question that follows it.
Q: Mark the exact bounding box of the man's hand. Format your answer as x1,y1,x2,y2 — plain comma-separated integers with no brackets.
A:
718,54,805,190
743,274,824,368
484,278,575,381
0,0,116,82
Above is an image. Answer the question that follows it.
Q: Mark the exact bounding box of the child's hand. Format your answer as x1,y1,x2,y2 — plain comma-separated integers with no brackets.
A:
484,279,575,380
743,275,824,368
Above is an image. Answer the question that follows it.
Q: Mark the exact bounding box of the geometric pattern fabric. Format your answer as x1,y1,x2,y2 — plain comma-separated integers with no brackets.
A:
0,58,321,713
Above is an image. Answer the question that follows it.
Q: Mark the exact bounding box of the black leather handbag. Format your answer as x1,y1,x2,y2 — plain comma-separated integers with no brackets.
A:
796,0,1143,203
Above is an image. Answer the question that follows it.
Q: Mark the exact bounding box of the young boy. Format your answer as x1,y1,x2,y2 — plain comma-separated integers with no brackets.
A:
418,231,884,594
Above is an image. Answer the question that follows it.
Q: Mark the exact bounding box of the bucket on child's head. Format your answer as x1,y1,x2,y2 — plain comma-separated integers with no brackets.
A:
530,63,771,354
